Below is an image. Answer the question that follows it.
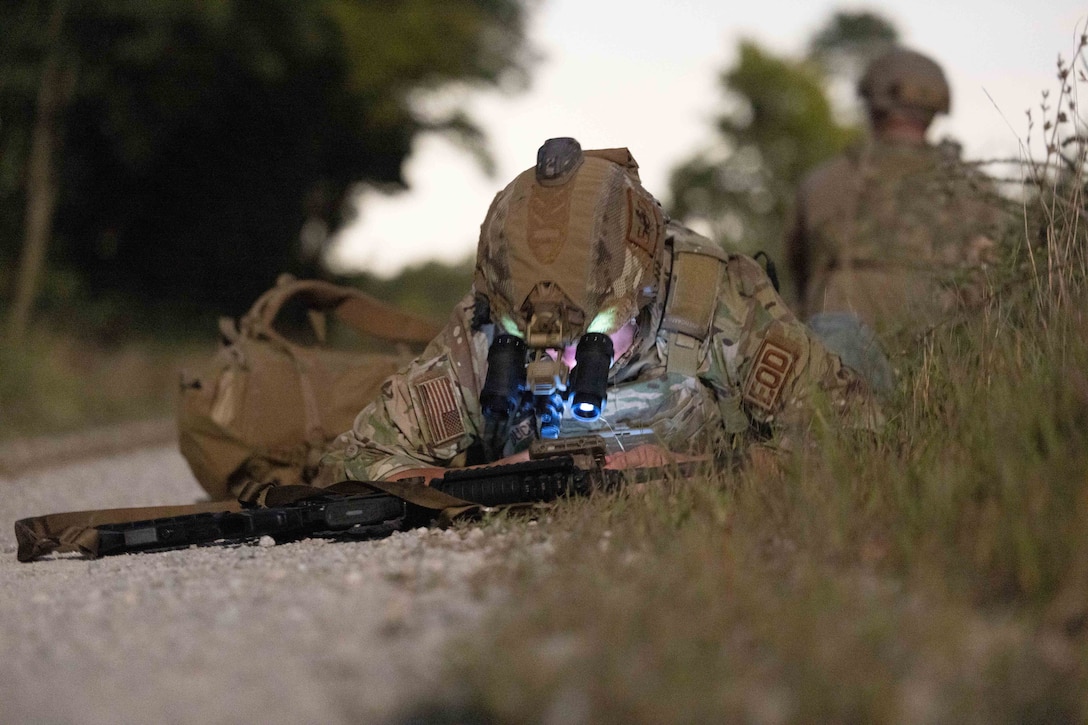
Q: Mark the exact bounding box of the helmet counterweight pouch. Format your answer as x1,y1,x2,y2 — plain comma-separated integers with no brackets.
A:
661,234,728,377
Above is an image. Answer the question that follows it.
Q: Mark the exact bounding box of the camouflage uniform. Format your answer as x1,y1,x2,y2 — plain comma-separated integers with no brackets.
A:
322,222,877,482
786,140,1009,341
322,142,880,482
786,47,1013,345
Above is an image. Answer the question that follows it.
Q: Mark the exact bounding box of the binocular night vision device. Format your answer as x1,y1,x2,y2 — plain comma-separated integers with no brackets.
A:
480,332,614,438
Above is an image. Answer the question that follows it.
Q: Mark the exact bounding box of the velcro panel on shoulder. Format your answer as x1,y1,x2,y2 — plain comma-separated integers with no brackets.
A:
662,239,728,340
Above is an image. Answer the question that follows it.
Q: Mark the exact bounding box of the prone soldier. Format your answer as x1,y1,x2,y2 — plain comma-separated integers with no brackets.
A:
320,138,882,483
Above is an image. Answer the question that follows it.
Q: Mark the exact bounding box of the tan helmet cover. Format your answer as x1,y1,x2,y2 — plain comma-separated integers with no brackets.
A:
475,139,665,347
859,47,951,116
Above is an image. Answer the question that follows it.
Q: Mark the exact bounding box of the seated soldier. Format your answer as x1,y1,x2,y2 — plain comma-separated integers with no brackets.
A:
320,138,881,483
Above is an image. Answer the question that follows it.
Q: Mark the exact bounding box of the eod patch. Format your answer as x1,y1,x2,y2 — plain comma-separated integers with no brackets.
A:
742,333,800,413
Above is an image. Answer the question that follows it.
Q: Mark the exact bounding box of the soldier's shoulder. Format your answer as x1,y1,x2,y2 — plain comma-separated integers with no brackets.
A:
934,137,964,161
799,153,858,198
916,138,1005,207
794,153,860,227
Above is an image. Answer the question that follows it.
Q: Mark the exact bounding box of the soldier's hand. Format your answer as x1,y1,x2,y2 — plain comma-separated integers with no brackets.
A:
604,444,675,470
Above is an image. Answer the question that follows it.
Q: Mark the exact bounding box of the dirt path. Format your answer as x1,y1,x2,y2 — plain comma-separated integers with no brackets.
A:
0,444,507,724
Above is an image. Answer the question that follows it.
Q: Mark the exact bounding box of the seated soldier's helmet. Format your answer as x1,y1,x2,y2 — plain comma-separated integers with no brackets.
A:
474,138,665,349
858,47,951,120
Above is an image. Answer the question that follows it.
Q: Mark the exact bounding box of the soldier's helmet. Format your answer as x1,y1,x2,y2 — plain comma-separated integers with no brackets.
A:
858,47,950,122
474,138,665,349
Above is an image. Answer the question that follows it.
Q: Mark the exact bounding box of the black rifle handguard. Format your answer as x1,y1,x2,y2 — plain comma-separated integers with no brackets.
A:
94,493,406,556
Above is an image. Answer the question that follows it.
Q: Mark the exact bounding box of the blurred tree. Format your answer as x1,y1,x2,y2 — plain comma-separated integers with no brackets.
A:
338,255,474,321
0,0,533,339
668,41,854,258
808,10,898,82
4,0,74,342
667,11,898,293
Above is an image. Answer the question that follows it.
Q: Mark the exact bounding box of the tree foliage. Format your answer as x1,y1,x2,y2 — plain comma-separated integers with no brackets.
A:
668,41,855,257
0,0,532,325
808,10,898,81
667,12,898,278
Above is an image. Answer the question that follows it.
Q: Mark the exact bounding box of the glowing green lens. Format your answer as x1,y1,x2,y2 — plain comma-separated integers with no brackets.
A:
587,307,622,334
499,315,525,338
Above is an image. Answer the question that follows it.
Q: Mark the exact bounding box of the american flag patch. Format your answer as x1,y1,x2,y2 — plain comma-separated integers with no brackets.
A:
412,375,466,446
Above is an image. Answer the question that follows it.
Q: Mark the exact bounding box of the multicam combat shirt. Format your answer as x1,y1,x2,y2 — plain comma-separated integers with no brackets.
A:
322,231,879,482
786,140,1013,345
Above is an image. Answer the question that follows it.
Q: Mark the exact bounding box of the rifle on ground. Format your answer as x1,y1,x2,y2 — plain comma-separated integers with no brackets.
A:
16,435,654,561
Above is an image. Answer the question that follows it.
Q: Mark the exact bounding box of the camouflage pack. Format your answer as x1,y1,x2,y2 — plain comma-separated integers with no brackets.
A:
177,277,440,500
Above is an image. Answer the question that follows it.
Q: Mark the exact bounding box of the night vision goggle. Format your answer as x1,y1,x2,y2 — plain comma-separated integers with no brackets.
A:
479,332,614,438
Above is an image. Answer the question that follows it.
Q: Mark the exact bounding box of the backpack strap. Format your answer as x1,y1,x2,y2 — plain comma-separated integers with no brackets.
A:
661,231,728,377
233,277,444,467
242,276,442,348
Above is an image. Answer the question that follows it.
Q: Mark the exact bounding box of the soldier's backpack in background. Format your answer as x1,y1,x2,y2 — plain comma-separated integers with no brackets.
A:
177,277,442,501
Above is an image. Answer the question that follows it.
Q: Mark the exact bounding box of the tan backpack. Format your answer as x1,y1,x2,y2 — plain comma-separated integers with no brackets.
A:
177,276,442,500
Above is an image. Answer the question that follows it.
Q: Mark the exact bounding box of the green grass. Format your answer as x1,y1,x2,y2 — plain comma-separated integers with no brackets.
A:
0,329,212,441
438,279,1088,724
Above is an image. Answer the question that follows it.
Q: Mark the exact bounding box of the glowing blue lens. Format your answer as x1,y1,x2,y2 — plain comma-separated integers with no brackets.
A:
572,399,602,421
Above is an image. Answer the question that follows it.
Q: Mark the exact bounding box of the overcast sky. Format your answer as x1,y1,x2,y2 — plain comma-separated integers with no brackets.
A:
329,0,1088,277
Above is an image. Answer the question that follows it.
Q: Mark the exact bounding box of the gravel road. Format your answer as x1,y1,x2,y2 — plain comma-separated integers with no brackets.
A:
0,443,517,724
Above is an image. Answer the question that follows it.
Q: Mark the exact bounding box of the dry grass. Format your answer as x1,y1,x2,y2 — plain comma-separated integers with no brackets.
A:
0,330,212,440
434,40,1088,725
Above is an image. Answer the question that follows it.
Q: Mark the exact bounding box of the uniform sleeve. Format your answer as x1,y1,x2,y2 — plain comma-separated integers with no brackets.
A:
709,254,883,447
318,293,490,481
